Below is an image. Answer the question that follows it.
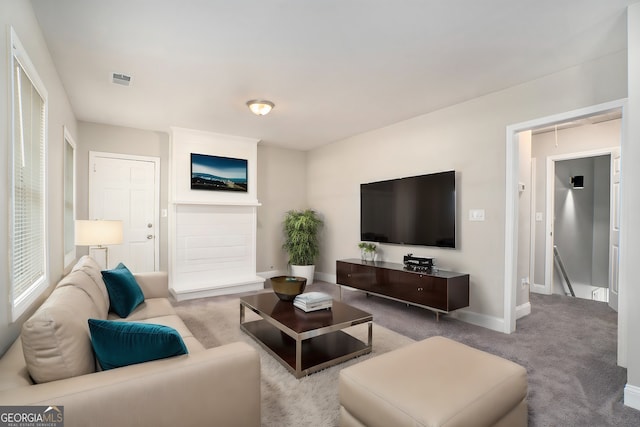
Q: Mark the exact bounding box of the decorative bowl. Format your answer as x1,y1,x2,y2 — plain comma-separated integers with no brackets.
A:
270,276,307,301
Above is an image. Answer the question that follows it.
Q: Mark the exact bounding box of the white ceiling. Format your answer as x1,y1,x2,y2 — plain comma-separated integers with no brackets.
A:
30,0,635,150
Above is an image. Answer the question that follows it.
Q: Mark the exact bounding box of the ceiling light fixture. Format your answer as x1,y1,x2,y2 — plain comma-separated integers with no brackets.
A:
246,100,274,116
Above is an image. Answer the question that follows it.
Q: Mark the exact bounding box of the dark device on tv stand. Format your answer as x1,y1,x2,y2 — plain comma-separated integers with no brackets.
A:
403,254,435,272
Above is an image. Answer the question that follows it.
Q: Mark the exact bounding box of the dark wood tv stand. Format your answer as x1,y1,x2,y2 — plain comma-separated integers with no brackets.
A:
336,259,469,320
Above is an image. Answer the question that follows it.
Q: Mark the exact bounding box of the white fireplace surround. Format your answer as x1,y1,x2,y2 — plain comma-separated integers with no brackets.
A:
168,127,264,300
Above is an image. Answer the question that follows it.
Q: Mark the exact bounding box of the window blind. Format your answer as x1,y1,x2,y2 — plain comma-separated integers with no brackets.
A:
10,34,47,319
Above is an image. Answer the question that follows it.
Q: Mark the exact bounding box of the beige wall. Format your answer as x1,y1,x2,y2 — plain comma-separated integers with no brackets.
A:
0,1,79,354
75,125,308,279
256,145,308,274
531,119,621,289
77,122,170,270
307,50,627,326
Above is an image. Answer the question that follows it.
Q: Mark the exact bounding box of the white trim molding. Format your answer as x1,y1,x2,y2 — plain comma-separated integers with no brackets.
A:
505,99,627,337
450,310,505,333
624,384,640,411
315,271,336,284
516,302,531,319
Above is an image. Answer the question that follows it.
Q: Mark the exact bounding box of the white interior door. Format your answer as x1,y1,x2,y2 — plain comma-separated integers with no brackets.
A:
608,148,621,312
89,152,159,272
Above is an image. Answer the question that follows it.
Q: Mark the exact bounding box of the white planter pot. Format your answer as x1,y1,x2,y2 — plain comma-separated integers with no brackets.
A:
290,265,316,286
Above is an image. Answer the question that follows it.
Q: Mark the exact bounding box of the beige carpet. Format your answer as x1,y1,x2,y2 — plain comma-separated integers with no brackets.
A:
173,296,415,427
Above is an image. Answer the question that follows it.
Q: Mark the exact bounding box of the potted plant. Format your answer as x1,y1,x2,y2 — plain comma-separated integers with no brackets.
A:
358,242,377,262
283,209,323,286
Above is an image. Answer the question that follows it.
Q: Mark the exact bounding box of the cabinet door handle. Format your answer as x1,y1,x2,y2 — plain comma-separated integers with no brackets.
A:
417,287,424,291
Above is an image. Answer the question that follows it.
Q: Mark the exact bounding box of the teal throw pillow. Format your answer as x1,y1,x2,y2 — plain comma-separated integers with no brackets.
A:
88,319,188,370
101,263,145,317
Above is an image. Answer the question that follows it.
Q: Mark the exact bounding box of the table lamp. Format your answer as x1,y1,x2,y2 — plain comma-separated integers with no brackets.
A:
75,219,123,269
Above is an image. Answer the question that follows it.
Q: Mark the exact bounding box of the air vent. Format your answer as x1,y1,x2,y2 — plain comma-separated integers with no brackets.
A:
112,73,132,86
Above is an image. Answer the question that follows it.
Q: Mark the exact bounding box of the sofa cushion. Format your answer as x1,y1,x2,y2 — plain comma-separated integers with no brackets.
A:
101,263,145,317
56,270,108,319
22,286,100,383
107,298,176,322
71,255,110,311
88,319,188,370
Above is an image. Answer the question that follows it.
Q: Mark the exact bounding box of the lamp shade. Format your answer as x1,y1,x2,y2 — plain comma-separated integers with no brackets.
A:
75,220,123,246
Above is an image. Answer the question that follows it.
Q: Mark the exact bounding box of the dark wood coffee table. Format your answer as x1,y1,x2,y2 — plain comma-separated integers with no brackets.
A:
240,292,372,378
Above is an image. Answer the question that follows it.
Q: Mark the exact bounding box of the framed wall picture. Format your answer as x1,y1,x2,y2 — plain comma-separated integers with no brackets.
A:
190,153,248,192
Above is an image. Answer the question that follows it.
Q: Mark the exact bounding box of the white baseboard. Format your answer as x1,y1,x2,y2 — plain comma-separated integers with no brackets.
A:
314,271,336,284
450,309,505,333
531,283,550,294
516,302,531,319
624,384,640,411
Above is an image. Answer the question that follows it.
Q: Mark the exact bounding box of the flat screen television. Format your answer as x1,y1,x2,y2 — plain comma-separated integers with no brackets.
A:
190,153,248,192
360,170,456,248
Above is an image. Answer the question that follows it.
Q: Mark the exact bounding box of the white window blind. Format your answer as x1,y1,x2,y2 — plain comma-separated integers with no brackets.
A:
10,28,48,321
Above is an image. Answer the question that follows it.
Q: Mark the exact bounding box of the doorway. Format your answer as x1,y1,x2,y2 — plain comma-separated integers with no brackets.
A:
88,151,160,272
504,99,627,366
539,151,618,306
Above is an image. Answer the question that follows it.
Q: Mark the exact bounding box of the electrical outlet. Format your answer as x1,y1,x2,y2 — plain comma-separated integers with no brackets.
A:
521,277,529,288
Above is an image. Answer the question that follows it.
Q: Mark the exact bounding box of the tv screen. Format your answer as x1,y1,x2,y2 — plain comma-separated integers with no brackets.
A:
360,171,456,248
190,153,248,192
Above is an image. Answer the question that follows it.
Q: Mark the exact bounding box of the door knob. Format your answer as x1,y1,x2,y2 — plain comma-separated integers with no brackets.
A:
147,223,153,228
147,235,153,239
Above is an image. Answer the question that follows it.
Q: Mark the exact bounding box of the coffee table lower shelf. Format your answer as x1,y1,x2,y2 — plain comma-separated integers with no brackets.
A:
241,319,371,378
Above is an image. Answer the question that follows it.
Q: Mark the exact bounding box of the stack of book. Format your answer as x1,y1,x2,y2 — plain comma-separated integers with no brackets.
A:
293,292,333,312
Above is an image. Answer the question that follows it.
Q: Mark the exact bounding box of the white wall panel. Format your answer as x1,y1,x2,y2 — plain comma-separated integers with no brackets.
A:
169,128,264,299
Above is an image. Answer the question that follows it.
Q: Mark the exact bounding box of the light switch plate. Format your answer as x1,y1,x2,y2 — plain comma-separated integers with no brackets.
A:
469,209,485,221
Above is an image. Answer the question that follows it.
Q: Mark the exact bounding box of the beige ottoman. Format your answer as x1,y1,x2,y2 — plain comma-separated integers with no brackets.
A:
339,336,527,427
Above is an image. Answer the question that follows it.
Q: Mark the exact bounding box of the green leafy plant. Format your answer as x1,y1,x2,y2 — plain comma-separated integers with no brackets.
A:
358,242,377,261
358,242,377,253
283,209,324,266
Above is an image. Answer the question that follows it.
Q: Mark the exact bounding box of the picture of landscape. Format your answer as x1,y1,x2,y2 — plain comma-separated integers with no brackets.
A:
190,153,248,192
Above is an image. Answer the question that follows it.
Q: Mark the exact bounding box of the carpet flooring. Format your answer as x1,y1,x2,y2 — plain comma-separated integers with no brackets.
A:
173,282,640,426
173,295,414,427
312,282,640,427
